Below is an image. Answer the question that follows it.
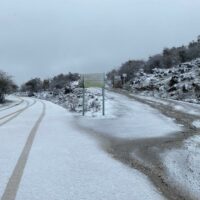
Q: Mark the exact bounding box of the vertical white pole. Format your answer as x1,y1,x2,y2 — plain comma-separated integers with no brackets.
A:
82,76,85,116
102,73,105,116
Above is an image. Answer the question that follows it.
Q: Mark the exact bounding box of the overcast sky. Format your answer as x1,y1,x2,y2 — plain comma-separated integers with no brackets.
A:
0,0,200,84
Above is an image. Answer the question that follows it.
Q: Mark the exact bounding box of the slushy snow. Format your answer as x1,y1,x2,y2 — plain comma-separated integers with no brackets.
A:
162,136,200,200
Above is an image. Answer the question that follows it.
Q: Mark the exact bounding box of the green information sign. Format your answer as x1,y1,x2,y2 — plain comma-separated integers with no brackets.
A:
82,73,105,116
82,73,104,88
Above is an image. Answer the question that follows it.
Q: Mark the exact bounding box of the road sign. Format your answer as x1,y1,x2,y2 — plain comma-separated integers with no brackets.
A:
82,73,105,116
83,73,104,88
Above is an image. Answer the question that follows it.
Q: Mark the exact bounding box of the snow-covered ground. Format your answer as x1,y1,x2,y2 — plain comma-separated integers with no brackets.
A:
0,96,166,200
15,100,165,200
128,92,200,199
4,91,200,200
162,136,200,200
192,120,200,128
132,93,200,117
0,95,22,111
127,91,200,199
78,91,181,139
0,98,26,116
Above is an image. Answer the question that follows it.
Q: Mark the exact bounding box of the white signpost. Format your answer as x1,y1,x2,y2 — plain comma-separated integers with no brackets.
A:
122,73,127,85
82,73,105,116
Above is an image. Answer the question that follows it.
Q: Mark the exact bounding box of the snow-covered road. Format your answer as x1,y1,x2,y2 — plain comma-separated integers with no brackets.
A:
0,96,23,111
0,98,43,199
111,90,200,200
0,95,168,200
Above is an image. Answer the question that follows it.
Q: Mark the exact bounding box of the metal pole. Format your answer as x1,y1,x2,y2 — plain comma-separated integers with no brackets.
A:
82,77,85,116
102,73,105,116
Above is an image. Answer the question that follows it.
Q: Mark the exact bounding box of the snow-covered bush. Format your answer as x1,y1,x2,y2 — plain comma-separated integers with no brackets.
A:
0,70,16,103
33,85,102,114
128,58,200,103
68,95,79,111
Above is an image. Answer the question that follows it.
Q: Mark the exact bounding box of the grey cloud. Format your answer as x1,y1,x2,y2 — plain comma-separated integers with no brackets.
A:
0,0,200,84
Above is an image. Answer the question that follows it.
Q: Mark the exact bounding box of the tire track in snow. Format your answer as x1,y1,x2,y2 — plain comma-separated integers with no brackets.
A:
0,97,24,112
1,100,46,200
0,99,36,127
0,100,29,120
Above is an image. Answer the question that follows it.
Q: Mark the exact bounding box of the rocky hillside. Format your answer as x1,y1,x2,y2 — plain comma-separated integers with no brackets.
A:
128,58,200,103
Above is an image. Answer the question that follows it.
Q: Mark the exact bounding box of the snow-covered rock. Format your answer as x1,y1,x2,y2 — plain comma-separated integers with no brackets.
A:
129,58,200,103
